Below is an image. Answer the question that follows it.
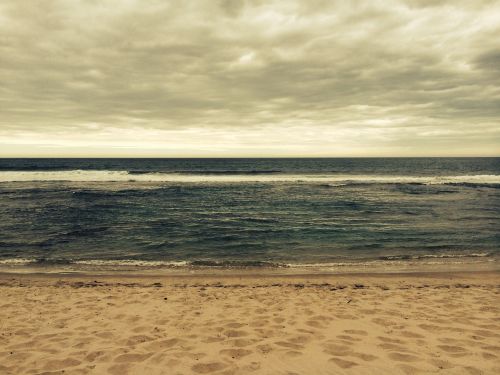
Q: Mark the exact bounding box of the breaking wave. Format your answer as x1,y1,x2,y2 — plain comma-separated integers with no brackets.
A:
0,252,494,269
1,170,500,185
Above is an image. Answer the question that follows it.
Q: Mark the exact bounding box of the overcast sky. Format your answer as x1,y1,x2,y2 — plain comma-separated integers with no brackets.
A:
0,0,499,157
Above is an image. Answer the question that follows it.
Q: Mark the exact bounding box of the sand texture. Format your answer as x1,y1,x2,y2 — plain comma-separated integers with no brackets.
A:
0,271,499,375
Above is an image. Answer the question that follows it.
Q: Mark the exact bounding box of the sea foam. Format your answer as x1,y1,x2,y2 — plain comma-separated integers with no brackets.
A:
1,170,500,185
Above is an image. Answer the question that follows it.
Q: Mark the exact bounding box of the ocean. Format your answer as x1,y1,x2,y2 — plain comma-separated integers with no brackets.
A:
0,158,499,271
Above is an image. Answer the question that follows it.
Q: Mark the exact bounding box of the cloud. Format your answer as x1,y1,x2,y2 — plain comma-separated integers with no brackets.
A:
0,0,499,156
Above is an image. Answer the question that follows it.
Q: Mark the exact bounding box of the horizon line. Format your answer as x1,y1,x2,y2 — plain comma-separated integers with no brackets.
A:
0,156,499,159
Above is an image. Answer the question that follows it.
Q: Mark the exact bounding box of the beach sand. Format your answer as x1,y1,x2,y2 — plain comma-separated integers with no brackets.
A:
0,271,499,375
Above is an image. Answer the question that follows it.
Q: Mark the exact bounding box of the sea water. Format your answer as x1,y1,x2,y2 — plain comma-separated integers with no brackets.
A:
0,158,498,270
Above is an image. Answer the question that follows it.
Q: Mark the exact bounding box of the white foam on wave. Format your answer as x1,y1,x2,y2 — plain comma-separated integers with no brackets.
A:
416,252,491,259
0,258,37,265
0,252,495,269
285,255,496,268
0,258,190,267
0,170,500,184
72,260,189,267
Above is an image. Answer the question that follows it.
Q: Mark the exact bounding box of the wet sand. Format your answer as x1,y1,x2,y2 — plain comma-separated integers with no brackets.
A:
0,271,499,374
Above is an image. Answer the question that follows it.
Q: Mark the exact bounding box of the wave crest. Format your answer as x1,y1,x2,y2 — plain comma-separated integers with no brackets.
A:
1,170,500,185
0,252,495,268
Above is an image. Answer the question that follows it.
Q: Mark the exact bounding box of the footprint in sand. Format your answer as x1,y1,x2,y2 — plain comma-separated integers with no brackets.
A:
336,334,362,342
477,324,499,330
95,331,115,339
438,345,468,355
305,319,325,329
145,338,181,351
482,352,497,360
254,328,276,339
5,352,32,362
230,338,256,347
131,325,150,333
108,363,130,375
165,358,182,367
85,350,106,362
329,357,359,368
473,329,500,338
387,352,420,362
378,336,405,344
220,348,253,359
113,352,153,363
336,314,358,320
464,366,485,375
192,362,227,374
249,320,269,328
224,330,249,338
372,318,400,327
42,358,81,371
343,329,368,336
438,337,464,345
125,335,155,346
287,335,311,345
322,343,353,356
351,352,378,361
399,331,424,339
241,361,261,371
306,315,332,328
202,336,225,343
429,358,455,370
275,341,303,350
418,323,445,332
379,343,411,352
256,344,273,354
398,364,424,375
481,345,500,352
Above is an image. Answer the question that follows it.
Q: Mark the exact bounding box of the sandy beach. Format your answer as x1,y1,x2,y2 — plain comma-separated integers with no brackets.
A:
0,270,498,375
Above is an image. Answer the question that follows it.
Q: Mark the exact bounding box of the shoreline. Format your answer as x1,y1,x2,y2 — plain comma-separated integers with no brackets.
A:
1,269,498,289
0,268,499,280
0,256,497,277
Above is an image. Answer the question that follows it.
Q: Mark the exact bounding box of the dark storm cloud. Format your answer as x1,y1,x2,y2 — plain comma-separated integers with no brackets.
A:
0,0,499,156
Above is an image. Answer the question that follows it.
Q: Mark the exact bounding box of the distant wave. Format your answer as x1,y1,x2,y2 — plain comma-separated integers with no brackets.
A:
1,170,500,185
0,165,75,171
129,170,282,175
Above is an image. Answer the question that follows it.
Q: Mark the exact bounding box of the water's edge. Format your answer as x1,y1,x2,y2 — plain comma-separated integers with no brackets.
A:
0,256,497,276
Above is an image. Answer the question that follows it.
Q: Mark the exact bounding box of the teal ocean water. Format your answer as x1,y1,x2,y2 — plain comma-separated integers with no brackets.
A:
0,158,499,269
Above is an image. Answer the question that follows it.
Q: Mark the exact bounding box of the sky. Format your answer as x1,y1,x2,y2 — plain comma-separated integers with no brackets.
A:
0,0,499,157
